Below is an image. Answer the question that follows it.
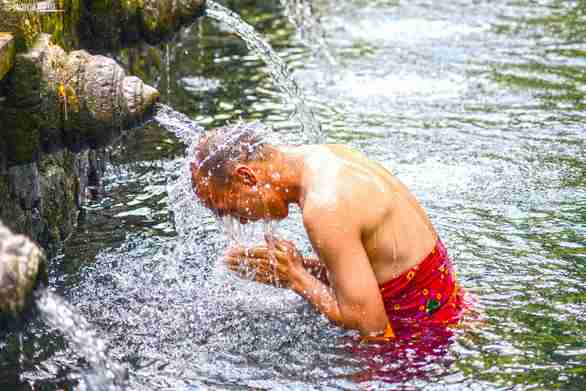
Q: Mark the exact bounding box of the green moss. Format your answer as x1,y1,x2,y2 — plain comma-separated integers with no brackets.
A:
1,109,41,165
0,173,28,239
61,0,83,49
0,175,11,216
148,46,162,68
0,35,15,81
140,3,160,34
37,151,79,246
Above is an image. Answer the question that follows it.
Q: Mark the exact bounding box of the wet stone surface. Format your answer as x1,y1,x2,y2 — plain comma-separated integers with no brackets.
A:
0,221,46,320
0,32,158,251
0,32,14,81
0,147,108,256
0,34,160,165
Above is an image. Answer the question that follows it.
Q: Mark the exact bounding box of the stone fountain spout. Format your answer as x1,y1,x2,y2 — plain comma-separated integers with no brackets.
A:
1,33,160,166
0,220,47,329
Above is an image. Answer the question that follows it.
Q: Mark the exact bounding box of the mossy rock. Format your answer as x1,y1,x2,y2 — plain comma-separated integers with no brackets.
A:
0,220,47,317
0,108,42,164
36,150,79,247
0,33,15,81
80,0,206,51
0,147,107,255
0,34,159,165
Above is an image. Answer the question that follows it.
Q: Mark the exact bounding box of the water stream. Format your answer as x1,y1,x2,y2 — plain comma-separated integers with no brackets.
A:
36,289,126,390
1,0,585,390
205,0,323,144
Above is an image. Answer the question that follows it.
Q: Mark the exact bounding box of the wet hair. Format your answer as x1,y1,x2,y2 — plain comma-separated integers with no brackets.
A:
192,122,272,187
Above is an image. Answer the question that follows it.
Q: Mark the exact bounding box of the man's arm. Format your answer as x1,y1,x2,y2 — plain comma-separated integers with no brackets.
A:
294,214,390,337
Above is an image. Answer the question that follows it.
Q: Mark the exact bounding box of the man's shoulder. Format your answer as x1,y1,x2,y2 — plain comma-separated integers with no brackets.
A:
301,196,336,226
301,193,363,235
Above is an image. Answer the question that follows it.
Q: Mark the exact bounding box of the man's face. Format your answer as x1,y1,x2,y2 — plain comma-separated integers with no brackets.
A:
191,163,289,224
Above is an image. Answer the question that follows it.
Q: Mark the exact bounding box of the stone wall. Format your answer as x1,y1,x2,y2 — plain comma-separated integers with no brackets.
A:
0,34,159,166
80,0,207,52
0,33,158,251
0,148,106,254
0,1,207,252
0,0,206,52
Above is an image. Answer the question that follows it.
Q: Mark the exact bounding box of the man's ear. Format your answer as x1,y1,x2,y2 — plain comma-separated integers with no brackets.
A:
235,165,257,186
190,162,200,186
190,162,198,177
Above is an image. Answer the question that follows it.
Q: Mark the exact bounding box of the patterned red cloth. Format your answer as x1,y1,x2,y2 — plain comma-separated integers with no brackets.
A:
379,239,466,338
346,241,469,384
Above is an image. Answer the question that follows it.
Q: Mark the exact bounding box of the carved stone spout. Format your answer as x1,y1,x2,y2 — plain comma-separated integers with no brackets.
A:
0,33,160,165
0,221,47,317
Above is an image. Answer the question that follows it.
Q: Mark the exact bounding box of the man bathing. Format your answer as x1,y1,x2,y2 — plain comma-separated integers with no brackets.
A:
190,123,465,339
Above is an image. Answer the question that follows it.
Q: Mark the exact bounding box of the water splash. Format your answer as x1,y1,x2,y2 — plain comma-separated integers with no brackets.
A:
154,104,291,291
35,289,127,391
280,0,337,67
205,0,323,144
153,103,204,146
17,332,24,376
222,218,278,247
163,117,297,289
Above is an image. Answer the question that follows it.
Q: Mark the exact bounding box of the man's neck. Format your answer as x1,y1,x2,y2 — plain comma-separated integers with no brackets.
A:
275,145,313,208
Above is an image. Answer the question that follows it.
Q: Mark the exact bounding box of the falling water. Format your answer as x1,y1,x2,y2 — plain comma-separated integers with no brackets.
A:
35,289,127,391
165,43,171,100
153,102,292,291
204,0,323,144
220,216,279,248
17,332,24,376
153,0,329,250
153,103,204,146
279,0,337,67
155,105,274,248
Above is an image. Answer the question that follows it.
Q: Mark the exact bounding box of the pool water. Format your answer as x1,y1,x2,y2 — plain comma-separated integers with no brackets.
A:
2,0,585,389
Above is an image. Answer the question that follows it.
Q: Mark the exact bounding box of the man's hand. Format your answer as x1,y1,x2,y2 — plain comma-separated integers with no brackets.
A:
224,236,307,289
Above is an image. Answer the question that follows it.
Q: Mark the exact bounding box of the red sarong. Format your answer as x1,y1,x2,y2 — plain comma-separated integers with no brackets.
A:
347,240,470,384
379,239,466,339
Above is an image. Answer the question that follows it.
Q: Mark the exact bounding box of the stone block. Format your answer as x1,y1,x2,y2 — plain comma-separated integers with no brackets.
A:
0,32,15,80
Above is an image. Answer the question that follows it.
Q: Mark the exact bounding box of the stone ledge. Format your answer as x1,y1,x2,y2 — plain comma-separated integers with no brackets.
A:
0,32,14,81
0,34,160,166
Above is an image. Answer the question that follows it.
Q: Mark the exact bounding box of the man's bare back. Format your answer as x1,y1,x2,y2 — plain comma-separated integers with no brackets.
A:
299,144,438,284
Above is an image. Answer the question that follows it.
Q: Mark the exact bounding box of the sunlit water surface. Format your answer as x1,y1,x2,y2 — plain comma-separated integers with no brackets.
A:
2,0,585,390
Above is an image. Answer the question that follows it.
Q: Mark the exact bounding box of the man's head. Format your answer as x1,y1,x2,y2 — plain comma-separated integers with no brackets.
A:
190,123,289,223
